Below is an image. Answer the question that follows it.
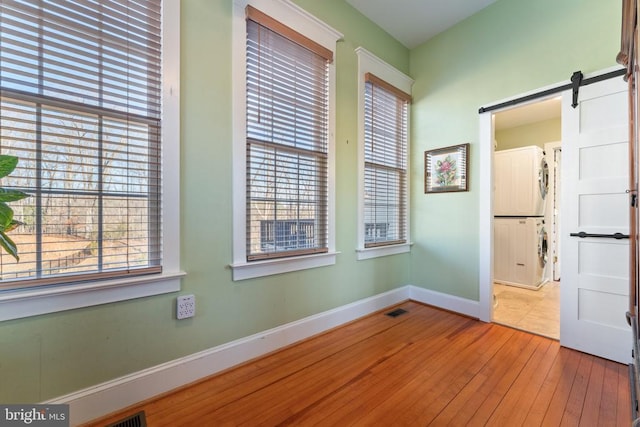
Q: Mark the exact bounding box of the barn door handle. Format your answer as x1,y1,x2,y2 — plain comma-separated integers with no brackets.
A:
570,231,629,239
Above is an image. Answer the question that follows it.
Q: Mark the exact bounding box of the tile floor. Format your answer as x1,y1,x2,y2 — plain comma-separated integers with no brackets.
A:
493,281,560,339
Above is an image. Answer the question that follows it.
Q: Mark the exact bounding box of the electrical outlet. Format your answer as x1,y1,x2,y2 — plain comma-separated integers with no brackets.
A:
177,294,195,319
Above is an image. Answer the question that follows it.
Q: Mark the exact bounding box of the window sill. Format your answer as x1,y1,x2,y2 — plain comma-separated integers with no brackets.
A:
230,252,338,281
356,243,412,260
0,271,185,322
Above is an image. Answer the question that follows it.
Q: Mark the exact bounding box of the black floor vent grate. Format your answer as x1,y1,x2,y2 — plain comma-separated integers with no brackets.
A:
386,308,408,318
107,411,147,427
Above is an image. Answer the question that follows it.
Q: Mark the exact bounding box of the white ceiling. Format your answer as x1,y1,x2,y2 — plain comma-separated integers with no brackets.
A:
346,0,560,129
345,0,497,49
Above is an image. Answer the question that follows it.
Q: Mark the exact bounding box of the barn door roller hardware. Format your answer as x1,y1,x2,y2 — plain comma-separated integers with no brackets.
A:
570,71,583,108
478,68,626,114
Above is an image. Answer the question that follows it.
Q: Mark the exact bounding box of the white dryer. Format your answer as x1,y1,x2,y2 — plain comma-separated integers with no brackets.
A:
494,146,548,216
494,217,548,289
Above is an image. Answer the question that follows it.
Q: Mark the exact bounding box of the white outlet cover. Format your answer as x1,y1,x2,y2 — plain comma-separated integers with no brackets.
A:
177,294,195,319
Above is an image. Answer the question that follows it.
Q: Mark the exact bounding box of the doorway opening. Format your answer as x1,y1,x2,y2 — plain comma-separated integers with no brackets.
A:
478,69,632,362
491,97,561,339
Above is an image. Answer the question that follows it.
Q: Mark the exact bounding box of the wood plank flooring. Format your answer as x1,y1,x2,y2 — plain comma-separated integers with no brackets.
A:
83,301,631,426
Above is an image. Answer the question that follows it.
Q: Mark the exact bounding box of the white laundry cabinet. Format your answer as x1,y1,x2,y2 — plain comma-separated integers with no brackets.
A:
494,146,548,217
494,217,547,289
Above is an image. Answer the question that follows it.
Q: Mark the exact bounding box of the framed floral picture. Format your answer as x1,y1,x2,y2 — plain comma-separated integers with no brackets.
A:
424,143,469,193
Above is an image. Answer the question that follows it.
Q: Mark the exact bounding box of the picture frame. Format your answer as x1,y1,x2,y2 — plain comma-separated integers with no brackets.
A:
424,143,469,193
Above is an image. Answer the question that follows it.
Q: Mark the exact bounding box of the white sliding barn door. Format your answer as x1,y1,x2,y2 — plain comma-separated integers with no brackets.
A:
561,75,631,363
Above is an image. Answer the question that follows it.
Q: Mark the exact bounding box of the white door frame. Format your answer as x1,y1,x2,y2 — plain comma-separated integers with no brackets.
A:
544,141,562,283
478,67,621,323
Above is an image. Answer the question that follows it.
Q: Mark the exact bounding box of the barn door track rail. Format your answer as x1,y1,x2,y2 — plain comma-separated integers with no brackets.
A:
478,68,626,114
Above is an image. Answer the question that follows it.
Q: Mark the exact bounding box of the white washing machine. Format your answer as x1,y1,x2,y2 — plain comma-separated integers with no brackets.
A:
494,217,548,289
494,146,548,216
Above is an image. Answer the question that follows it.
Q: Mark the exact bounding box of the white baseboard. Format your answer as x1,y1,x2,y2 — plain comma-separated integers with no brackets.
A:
408,285,480,319
48,286,411,426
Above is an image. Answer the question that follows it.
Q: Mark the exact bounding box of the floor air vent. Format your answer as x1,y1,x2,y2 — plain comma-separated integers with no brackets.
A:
386,308,408,318
107,411,147,427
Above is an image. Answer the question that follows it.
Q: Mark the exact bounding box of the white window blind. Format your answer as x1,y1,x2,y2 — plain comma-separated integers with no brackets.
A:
0,0,162,290
245,7,330,261
364,73,410,247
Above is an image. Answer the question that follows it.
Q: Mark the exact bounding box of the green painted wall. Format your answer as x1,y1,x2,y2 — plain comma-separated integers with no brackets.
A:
409,0,620,299
496,117,561,151
0,0,410,403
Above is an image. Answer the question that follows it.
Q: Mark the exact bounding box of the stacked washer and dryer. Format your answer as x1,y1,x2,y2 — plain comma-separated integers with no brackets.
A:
494,146,549,290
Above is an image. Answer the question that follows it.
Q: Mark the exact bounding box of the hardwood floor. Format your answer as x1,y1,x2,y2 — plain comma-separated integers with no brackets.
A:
84,301,631,426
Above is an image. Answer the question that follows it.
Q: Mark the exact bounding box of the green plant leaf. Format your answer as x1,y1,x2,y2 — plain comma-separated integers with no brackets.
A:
5,220,23,233
0,155,24,260
0,155,18,180
0,202,14,231
0,230,18,261
0,188,29,202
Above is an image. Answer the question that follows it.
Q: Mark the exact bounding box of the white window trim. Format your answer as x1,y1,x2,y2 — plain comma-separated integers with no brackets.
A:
0,0,184,322
355,47,414,261
230,0,342,281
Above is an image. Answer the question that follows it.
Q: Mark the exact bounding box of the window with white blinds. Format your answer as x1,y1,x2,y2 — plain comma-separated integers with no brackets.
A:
364,73,410,248
0,0,162,290
245,7,330,261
